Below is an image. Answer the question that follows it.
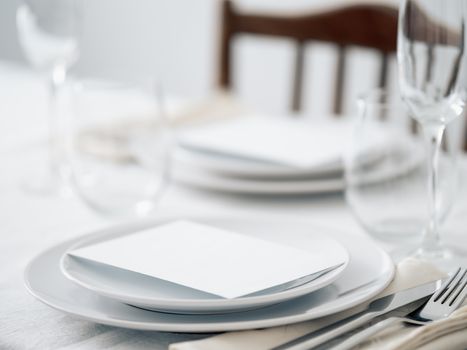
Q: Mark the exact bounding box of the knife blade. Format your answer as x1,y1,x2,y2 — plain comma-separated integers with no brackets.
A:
272,278,443,350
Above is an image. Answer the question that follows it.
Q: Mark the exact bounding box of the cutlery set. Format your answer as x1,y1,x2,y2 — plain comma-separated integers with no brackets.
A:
276,267,467,349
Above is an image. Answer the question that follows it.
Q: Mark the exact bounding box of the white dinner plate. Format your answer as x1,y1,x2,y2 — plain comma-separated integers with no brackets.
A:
60,220,349,314
172,141,425,196
25,217,394,333
172,164,344,195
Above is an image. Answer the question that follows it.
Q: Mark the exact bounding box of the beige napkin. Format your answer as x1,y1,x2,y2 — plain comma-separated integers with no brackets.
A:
169,258,467,350
359,302,467,350
169,90,249,127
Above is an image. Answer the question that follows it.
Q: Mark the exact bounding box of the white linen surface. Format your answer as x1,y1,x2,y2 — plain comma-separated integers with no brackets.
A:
3,63,467,350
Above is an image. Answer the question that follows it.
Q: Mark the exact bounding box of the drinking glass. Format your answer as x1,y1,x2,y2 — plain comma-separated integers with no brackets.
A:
68,81,171,216
398,0,467,269
17,0,80,194
345,90,458,258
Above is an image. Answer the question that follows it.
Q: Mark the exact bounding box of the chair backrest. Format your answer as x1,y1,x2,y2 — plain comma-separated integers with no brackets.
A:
218,0,398,114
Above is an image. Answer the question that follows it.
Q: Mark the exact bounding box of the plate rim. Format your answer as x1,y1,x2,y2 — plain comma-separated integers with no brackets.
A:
173,167,345,194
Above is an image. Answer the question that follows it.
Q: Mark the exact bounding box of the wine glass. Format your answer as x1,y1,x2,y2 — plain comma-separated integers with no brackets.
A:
345,89,458,259
398,0,467,269
17,0,80,195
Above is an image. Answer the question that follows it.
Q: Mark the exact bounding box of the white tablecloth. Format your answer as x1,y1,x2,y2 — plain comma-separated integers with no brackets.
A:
1,62,467,350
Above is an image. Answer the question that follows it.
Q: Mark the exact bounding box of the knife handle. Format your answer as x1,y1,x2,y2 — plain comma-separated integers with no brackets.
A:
332,317,402,350
283,311,381,350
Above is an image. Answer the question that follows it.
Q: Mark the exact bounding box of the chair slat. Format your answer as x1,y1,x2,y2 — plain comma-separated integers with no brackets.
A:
378,53,389,90
291,42,305,112
219,0,233,88
333,45,346,115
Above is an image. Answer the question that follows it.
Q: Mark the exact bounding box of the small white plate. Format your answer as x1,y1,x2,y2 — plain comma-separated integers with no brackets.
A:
60,220,349,314
25,217,394,333
177,117,350,176
174,146,343,180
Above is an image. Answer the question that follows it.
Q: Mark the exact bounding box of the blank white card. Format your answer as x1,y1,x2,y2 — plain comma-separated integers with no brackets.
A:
69,220,347,299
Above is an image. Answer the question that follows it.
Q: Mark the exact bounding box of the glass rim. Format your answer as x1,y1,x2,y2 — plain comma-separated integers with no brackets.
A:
357,89,403,108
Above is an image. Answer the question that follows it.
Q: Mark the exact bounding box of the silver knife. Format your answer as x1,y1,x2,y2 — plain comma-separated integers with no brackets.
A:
272,279,443,350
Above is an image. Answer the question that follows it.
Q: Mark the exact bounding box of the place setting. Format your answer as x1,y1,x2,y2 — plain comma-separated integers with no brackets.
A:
23,213,467,349
6,0,467,349
26,216,393,331
170,109,433,197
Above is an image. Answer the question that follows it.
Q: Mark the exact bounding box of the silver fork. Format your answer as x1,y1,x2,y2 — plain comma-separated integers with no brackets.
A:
332,267,467,350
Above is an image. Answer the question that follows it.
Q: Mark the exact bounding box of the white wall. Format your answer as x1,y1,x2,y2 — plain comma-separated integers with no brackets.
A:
0,0,399,115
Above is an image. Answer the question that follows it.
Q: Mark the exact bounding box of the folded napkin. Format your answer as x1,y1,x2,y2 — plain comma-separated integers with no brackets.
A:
169,258,467,350
169,90,249,127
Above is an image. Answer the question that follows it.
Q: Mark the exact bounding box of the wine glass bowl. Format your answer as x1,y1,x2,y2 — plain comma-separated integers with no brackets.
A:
398,0,466,125
17,0,79,71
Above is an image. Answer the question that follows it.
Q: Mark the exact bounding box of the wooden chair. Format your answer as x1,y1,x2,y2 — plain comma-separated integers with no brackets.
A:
218,0,398,114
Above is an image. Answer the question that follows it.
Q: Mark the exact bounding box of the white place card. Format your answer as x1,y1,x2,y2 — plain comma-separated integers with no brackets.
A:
68,220,347,299
178,116,351,168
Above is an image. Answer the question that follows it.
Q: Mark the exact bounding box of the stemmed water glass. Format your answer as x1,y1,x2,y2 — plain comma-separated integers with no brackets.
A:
398,0,467,269
17,0,81,195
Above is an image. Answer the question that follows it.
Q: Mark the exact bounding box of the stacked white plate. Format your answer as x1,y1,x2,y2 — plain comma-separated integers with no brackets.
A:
25,216,394,332
172,116,351,195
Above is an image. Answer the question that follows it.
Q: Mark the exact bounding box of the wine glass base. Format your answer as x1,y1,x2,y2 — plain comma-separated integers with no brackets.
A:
20,173,72,197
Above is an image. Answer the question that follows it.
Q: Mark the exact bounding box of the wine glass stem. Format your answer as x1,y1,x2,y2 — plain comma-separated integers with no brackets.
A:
47,64,66,181
422,122,445,253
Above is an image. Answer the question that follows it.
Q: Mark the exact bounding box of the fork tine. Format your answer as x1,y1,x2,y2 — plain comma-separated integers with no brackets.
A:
433,267,461,302
440,268,467,304
447,272,467,307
